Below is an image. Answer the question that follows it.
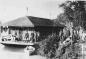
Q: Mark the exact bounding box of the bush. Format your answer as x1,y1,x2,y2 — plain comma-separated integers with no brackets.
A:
36,30,81,59
36,33,60,59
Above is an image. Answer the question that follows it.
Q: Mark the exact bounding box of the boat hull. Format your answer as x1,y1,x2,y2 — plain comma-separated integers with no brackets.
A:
0,41,34,48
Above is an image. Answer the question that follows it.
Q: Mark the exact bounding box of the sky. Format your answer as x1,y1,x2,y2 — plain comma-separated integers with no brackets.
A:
0,0,80,23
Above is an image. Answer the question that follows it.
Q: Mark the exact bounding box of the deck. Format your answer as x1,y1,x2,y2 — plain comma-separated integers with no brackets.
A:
0,41,35,48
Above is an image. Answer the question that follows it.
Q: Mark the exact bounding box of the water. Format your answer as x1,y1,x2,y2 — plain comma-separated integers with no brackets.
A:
0,44,46,59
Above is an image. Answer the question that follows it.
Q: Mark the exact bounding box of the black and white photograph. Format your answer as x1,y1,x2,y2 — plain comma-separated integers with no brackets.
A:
0,0,86,59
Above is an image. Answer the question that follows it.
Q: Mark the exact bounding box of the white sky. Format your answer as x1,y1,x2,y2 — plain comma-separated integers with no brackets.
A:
0,0,81,23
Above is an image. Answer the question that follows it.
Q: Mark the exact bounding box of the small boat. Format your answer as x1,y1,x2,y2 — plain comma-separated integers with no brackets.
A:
24,46,35,55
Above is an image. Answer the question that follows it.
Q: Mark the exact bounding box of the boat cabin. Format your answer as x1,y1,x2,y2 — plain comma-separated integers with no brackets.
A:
0,16,64,43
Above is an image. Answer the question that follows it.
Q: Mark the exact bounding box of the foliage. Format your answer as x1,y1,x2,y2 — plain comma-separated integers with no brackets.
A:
36,34,60,59
36,30,81,59
55,1,86,28
36,1,85,59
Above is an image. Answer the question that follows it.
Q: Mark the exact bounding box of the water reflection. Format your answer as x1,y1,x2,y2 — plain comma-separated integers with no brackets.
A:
3,46,24,53
0,44,25,53
0,44,46,59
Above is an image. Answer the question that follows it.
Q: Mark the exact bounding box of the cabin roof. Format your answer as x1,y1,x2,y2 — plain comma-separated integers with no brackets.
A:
2,16,53,27
2,16,65,27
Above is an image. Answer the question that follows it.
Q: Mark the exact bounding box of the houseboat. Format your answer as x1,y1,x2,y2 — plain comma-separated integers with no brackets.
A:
0,16,64,47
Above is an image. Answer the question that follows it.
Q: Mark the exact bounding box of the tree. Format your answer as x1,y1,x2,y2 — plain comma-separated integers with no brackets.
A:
55,1,86,28
54,1,85,59
37,1,84,59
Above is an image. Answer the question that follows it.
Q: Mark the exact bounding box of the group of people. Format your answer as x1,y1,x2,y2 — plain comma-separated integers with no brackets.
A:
24,31,40,43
